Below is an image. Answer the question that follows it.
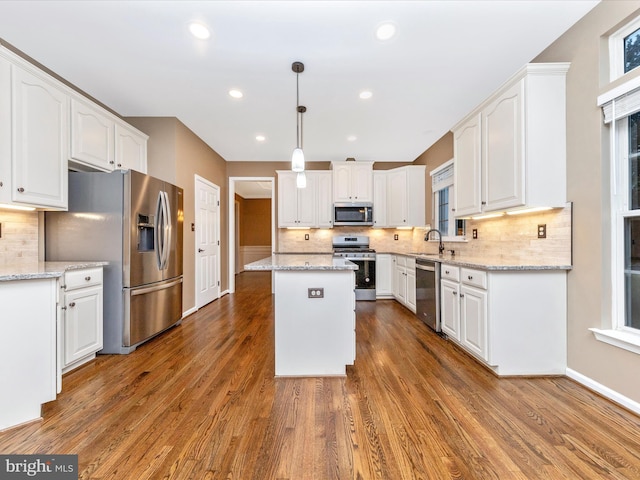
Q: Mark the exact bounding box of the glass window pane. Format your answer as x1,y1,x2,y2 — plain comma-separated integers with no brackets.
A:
625,28,640,73
438,188,448,234
629,113,640,210
624,217,640,328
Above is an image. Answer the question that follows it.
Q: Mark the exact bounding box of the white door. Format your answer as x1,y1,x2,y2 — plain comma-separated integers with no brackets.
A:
195,176,220,308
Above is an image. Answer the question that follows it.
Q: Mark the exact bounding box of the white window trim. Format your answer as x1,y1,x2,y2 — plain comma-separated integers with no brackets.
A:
430,159,466,242
593,94,640,354
609,15,640,82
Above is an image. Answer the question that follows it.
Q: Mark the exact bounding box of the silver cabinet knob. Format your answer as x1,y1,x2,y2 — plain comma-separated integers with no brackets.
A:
85,276,91,281
69,302,76,308
468,275,473,280
17,187,24,193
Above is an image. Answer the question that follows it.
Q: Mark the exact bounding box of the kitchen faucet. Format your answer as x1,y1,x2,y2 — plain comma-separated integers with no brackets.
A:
425,228,445,255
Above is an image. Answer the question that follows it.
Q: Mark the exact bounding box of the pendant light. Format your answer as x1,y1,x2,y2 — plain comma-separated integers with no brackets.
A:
291,61,306,174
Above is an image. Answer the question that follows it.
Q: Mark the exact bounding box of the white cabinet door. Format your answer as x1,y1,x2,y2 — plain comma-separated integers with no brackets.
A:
395,264,407,303
296,172,317,227
115,122,147,172
387,168,408,226
332,163,352,202
278,172,300,227
483,80,524,212
316,171,333,227
373,171,387,227
453,113,482,217
406,267,416,312
0,56,10,205
70,97,115,171
63,285,103,366
375,254,393,297
351,163,373,201
11,65,68,209
460,285,488,361
440,279,460,340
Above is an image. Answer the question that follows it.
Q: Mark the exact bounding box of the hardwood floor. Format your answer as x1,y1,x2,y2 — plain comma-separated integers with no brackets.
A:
2,271,640,479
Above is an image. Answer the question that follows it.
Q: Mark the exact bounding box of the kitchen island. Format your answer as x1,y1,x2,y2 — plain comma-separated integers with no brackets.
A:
245,254,357,376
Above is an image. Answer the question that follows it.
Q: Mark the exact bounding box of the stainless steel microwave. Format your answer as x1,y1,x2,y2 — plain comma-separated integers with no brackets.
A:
333,203,374,226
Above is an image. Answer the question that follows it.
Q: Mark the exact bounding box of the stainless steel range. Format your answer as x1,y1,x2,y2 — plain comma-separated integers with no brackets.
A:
332,235,376,301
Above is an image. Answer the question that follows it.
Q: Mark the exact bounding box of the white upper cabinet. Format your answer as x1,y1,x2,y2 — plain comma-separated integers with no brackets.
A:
70,97,147,173
8,62,68,209
115,122,147,172
316,171,333,228
372,171,387,227
332,161,373,202
386,165,426,227
452,63,569,217
277,171,318,228
70,97,115,171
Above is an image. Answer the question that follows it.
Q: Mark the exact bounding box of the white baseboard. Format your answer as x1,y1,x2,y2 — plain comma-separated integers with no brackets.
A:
220,289,230,297
182,306,198,318
566,368,640,416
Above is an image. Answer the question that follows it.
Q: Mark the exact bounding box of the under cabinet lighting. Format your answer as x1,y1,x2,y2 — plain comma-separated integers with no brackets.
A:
0,203,35,211
471,212,505,220
505,207,553,215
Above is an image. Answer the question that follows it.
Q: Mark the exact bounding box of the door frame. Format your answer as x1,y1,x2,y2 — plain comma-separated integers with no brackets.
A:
194,174,221,308
228,176,275,293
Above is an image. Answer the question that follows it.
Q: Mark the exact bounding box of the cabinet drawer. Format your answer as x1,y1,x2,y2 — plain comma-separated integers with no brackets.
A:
441,264,459,281
461,268,487,289
406,257,415,270
65,267,102,291
396,255,407,267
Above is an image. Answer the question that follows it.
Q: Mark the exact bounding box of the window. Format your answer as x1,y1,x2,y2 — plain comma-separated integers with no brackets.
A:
609,17,640,80
430,160,465,240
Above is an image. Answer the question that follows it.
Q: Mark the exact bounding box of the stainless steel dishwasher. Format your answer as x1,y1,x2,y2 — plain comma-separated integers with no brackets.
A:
415,258,441,332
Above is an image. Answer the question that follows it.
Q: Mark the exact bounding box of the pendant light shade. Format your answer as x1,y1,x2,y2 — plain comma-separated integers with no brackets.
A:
296,171,307,189
292,147,305,172
291,61,306,178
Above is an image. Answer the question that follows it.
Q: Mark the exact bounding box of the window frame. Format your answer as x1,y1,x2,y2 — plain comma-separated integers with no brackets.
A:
430,159,466,242
609,16,640,81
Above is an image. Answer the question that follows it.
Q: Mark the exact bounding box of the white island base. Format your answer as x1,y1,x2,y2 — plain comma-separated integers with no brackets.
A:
275,269,356,376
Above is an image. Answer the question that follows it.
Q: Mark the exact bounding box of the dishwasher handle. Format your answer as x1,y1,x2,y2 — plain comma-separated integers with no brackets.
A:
415,263,436,272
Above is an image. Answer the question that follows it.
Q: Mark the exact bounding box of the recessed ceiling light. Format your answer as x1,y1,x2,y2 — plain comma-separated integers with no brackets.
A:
347,135,357,142
229,89,243,99
189,22,210,40
256,135,266,142
359,90,373,100
376,22,396,41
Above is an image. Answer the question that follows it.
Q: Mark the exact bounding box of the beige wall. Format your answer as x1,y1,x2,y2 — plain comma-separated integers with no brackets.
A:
414,132,454,226
127,117,228,314
533,0,640,403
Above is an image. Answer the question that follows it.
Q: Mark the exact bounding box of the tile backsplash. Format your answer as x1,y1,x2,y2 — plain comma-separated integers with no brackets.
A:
0,211,39,264
278,204,572,265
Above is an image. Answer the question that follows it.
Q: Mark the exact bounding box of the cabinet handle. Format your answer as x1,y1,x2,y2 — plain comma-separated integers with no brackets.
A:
481,201,486,205
460,294,465,298
452,208,455,212
17,187,24,193
445,270,450,274
468,275,473,280
0,181,3,187
85,276,91,281
109,160,115,164
452,291,457,296
69,302,76,308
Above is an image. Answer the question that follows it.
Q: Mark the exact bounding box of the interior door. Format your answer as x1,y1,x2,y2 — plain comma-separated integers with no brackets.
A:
195,175,220,308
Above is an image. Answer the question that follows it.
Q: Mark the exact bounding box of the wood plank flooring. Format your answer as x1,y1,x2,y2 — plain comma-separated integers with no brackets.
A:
2,271,640,479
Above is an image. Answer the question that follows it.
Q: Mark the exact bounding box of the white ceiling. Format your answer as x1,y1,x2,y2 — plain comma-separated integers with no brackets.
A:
235,180,273,199
0,1,599,164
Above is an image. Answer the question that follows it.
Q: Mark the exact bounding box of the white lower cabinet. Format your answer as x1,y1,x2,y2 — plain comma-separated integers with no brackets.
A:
440,263,566,375
60,267,103,374
393,255,416,313
375,254,393,298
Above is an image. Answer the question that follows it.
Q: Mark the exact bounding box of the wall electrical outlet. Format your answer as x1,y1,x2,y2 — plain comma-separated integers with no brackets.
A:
304,233,309,240
394,234,399,240
538,224,547,238
308,288,324,298
472,229,478,239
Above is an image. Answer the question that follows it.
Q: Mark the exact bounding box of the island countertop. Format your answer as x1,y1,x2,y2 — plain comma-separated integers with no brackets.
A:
0,261,108,282
245,254,358,271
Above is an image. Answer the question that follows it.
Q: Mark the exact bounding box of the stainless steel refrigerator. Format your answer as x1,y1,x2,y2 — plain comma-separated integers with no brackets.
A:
45,170,183,354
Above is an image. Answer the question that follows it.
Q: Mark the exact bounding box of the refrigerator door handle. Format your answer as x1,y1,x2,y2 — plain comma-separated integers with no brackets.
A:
155,191,164,270
162,191,171,270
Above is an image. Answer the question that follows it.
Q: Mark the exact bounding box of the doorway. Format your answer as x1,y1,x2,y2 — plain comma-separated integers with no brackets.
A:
228,177,275,293
195,175,221,309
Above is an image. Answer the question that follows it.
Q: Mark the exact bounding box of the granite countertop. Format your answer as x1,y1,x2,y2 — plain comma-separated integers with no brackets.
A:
245,254,358,271
378,252,572,271
0,261,108,282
